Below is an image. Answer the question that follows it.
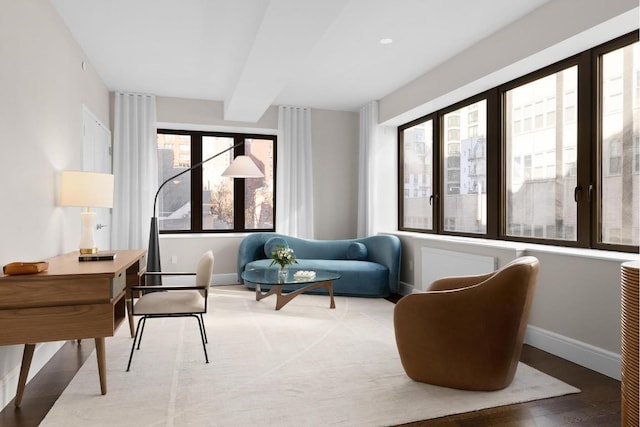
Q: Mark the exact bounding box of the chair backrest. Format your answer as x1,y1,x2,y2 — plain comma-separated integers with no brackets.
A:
195,251,215,293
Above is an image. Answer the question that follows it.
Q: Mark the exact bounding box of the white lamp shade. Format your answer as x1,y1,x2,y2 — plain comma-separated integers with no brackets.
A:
221,155,264,178
60,171,114,208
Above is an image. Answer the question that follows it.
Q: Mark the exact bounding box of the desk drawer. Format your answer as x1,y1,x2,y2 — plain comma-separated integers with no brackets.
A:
0,303,115,344
111,272,126,299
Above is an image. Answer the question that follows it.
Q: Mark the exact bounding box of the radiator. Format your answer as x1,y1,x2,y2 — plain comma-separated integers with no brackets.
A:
421,247,497,291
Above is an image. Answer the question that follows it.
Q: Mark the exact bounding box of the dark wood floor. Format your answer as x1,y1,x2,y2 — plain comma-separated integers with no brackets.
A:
0,342,621,427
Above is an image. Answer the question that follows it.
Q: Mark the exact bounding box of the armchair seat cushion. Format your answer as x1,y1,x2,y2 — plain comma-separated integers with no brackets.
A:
134,290,206,315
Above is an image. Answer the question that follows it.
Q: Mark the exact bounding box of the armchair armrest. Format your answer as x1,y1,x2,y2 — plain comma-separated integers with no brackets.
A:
130,285,206,292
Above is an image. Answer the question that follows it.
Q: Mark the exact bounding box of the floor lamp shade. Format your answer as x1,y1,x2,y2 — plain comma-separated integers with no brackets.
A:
60,171,114,254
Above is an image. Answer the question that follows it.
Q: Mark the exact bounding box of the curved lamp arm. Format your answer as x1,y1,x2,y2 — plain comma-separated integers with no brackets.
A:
153,142,239,217
147,141,264,281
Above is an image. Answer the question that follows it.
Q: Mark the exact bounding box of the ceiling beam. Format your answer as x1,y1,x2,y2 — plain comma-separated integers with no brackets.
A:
223,0,348,122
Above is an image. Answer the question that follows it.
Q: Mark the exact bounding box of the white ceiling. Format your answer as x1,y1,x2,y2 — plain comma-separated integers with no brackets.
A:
50,0,550,122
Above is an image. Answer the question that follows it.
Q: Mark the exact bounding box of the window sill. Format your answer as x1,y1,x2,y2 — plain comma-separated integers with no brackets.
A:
387,230,638,263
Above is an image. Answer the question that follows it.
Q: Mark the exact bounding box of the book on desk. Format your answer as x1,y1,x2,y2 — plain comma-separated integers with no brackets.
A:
78,252,117,262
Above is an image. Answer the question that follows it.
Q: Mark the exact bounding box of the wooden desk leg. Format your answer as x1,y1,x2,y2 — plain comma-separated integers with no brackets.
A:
126,296,135,338
14,344,35,407
95,337,107,395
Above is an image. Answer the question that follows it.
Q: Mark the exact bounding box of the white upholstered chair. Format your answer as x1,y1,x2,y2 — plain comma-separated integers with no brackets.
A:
126,250,214,371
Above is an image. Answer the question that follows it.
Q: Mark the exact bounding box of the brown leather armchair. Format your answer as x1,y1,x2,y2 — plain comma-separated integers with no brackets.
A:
393,256,539,391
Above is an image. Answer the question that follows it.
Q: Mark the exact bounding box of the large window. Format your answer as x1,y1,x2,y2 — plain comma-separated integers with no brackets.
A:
398,31,639,253
505,66,578,241
157,129,276,233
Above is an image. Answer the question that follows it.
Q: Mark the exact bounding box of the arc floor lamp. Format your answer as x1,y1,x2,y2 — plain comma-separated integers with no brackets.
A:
147,143,264,282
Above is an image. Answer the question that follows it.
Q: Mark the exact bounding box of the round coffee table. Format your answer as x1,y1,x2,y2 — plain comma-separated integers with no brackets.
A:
241,268,340,310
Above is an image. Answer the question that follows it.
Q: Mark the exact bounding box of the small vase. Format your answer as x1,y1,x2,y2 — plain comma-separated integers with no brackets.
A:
278,265,288,282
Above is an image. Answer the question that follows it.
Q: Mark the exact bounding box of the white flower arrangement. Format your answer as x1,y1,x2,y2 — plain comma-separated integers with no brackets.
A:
269,245,298,269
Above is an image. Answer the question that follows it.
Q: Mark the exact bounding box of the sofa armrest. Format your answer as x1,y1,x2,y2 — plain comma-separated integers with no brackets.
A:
237,233,284,283
361,234,401,294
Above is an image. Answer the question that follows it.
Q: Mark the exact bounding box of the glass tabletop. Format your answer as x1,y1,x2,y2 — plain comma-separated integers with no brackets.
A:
241,268,340,285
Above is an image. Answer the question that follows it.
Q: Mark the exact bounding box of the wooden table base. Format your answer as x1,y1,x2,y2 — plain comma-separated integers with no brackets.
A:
256,281,336,310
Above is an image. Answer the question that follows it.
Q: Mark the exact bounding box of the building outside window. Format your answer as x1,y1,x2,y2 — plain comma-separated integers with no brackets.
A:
442,99,487,234
401,119,433,230
599,41,640,246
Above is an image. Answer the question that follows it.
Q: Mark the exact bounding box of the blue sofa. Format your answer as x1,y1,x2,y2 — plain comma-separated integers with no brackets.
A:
237,233,401,297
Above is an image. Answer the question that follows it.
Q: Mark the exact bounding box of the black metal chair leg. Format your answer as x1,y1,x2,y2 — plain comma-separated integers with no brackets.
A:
199,313,208,343
136,316,148,350
127,318,144,371
194,315,209,363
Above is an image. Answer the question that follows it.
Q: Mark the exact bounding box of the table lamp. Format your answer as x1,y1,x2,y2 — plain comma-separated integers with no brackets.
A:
60,170,115,254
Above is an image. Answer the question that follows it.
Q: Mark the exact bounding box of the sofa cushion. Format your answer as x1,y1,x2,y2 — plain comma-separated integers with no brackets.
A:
264,237,288,258
346,242,368,260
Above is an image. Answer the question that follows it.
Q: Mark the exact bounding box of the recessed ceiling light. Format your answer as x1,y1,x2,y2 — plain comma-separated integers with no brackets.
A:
380,38,393,45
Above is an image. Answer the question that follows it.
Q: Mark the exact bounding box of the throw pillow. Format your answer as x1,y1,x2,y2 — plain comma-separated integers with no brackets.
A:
264,237,288,258
346,242,368,260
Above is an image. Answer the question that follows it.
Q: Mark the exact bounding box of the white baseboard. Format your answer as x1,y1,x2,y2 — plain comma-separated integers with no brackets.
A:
211,273,240,286
398,281,414,295
525,325,621,380
0,341,65,410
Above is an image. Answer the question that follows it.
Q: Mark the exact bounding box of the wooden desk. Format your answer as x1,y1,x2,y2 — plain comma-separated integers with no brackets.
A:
0,249,146,407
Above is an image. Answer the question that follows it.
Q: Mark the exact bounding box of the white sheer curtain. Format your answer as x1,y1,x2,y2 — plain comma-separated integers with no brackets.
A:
276,106,314,238
357,100,378,237
111,92,158,250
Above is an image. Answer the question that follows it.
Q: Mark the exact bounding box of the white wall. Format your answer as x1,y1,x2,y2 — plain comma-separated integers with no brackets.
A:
380,0,639,126
155,97,359,274
0,0,110,409
311,108,359,240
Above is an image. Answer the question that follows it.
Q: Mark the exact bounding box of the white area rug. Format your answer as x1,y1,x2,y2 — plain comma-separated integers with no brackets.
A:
41,285,579,426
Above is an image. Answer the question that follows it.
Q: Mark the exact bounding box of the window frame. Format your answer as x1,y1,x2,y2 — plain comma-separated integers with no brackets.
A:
437,91,499,239
591,31,640,252
498,52,589,248
397,30,639,254
157,128,277,234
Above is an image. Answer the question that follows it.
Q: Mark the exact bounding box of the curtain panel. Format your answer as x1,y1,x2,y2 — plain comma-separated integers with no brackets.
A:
111,92,158,250
357,100,378,237
276,106,314,238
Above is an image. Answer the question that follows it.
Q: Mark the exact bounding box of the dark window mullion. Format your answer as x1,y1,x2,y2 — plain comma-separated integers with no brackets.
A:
432,114,441,233
576,50,592,248
233,137,245,231
192,133,203,232
486,88,499,238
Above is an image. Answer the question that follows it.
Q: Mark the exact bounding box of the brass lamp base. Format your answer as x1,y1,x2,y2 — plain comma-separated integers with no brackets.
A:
80,248,98,254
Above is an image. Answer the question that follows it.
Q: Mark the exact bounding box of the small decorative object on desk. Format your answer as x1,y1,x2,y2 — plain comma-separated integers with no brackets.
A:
294,270,316,279
3,261,49,275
